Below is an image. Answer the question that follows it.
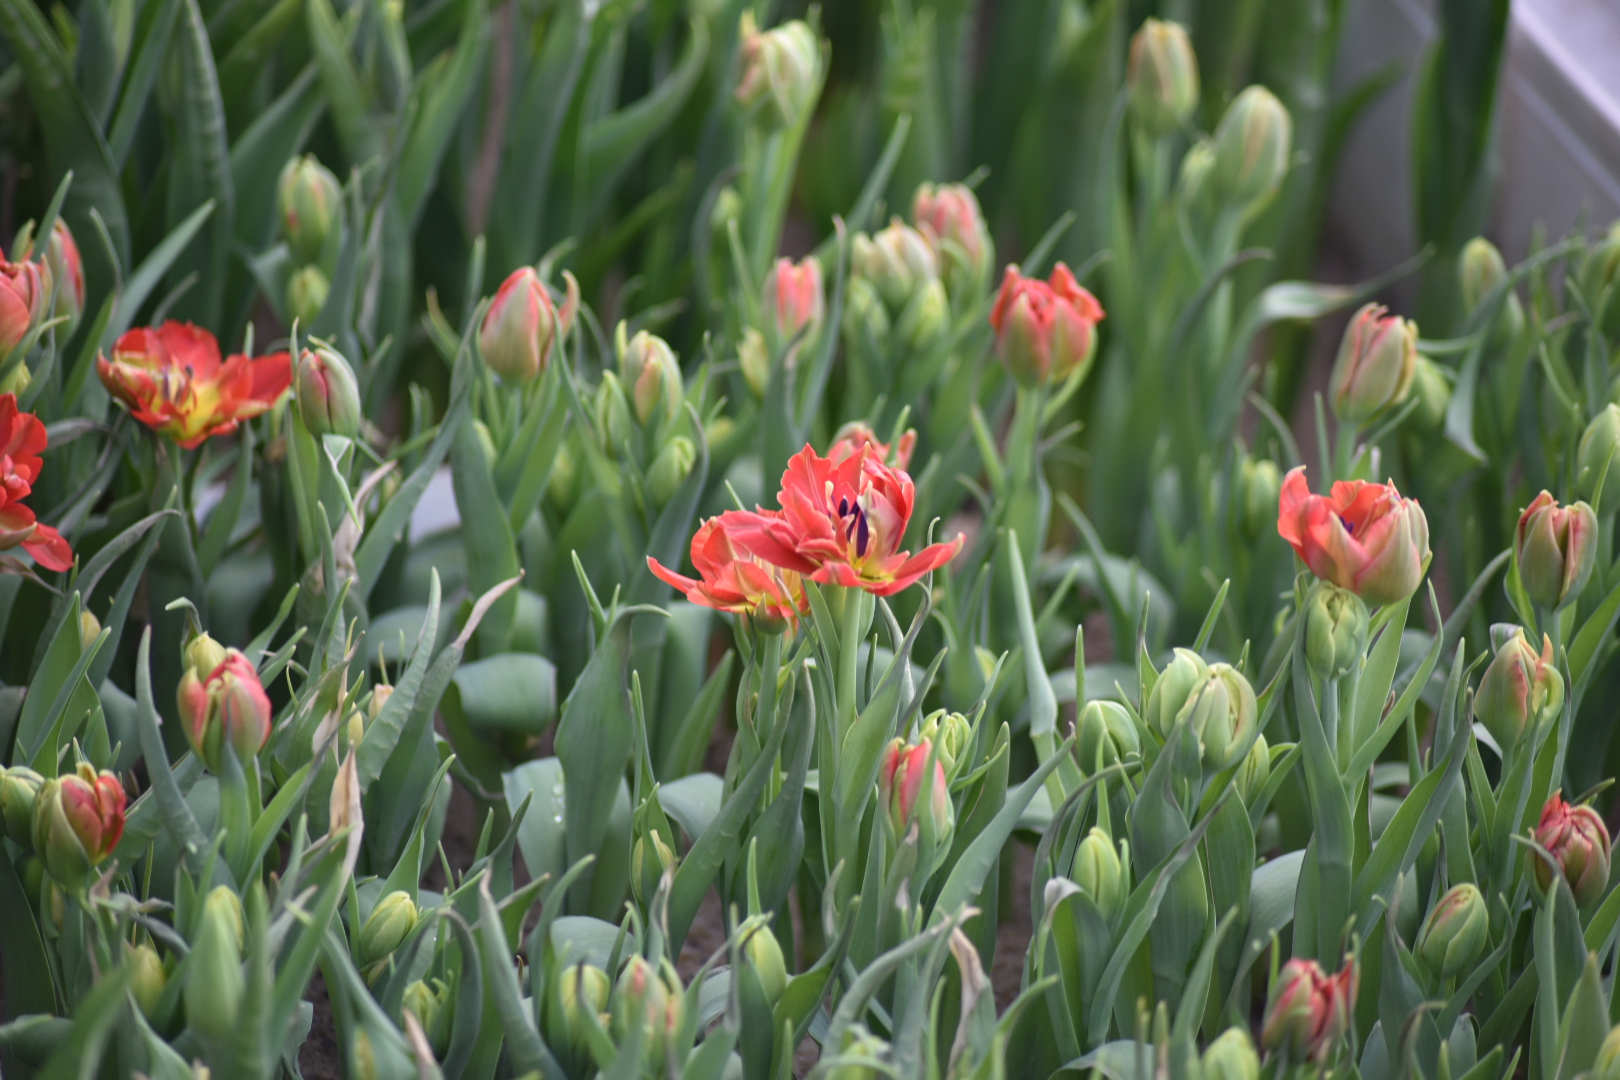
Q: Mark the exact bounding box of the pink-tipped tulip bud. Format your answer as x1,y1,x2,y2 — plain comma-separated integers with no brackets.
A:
15,219,85,337
1071,827,1125,920
1329,303,1418,427
1304,580,1369,681
479,267,577,385
734,13,821,128
1474,628,1561,752
296,345,361,439
1261,958,1357,1061
762,256,825,350
1211,86,1292,211
277,155,342,265
853,219,938,310
0,254,46,358
30,763,125,891
612,956,682,1071
1515,491,1597,611
618,328,683,428
1128,19,1199,137
913,182,993,293
177,648,273,773
1,764,44,846
1578,404,1620,512
742,924,788,1006
285,265,330,329
879,738,954,851
1416,883,1488,979
989,263,1106,388
1531,792,1611,908
1203,1028,1260,1080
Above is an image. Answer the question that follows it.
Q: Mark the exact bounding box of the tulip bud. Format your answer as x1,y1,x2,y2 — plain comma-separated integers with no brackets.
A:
1531,792,1611,908
1474,628,1561,752
1128,19,1199,137
129,943,167,1018
841,277,891,347
277,156,343,265
618,329,684,429
742,924,788,1006
1,765,43,845
31,763,125,891
0,360,29,395
1071,827,1125,920
1233,734,1271,803
1514,492,1597,611
827,1025,888,1079
762,256,824,351
912,182,993,294
896,278,950,352
1304,581,1369,681
558,963,610,1046
75,609,100,653
15,219,85,337
1211,86,1292,211
738,327,771,398
1460,236,1509,312
594,371,635,458
0,255,46,357
1597,1025,1620,1080
630,831,676,907
479,267,577,385
646,436,695,507
1329,303,1419,427
184,632,228,677
204,885,246,954
1077,700,1139,771
1178,138,1217,214
1234,456,1282,543
612,956,682,1069
1578,404,1620,512
296,345,361,439
369,684,393,720
1415,883,1488,979
359,891,418,970
177,648,273,773
548,441,580,513
185,886,245,1046
710,185,743,235
1143,648,1209,738
1261,958,1356,1061
734,13,821,128
285,265,329,329
1409,355,1452,432
917,710,973,780
853,219,938,310
880,739,954,852
1178,663,1257,771
990,263,1106,388
1203,1028,1260,1080
402,978,452,1056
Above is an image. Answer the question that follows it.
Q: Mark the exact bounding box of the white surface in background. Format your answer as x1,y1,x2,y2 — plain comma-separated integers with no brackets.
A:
410,467,460,540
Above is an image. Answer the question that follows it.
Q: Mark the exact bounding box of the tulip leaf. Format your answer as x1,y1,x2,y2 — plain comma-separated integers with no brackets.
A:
32,963,130,1080
163,0,234,328
475,876,558,1078
657,771,724,842
105,0,183,167
628,407,711,605
304,0,380,166
0,848,57,1017
503,756,569,888
355,400,463,599
215,0,301,122
449,411,521,651
1344,588,1445,783
395,0,488,229
107,200,216,346
228,64,324,254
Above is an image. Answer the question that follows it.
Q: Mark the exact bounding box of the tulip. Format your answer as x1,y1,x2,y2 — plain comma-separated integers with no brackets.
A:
912,182,993,292
1597,1025,1620,1080
734,13,821,128
558,963,610,1046
647,435,696,508
1515,492,1597,611
402,978,452,1056
989,263,1106,388
548,441,580,514
853,219,938,310
1531,792,1611,907
917,709,973,780
1329,303,1419,427
649,515,809,631
296,345,361,439
841,276,891,347
1234,734,1271,803
478,267,577,385
129,943,167,1018
1474,628,1561,752
1578,405,1620,512
1277,467,1431,606
826,1026,888,1079
880,738,954,851
718,444,964,596
826,421,916,471
99,322,292,448
594,371,635,458
1177,138,1217,213
285,264,330,328
1235,456,1282,543
630,831,676,907
359,891,418,973
1077,700,1140,771
30,763,125,891
1071,827,1125,921
1179,663,1257,772
762,256,824,351
896,278,950,352
0,360,27,395
78,609,101,650
612,956,682,1069
1203,1028,1260,1080
1128,19,1199,136
742,924,788,1006
738,327,771,398
618,329,683,428
204,885,246,954
15,219,84,337
1211,86,1292,211
1,765,43,845
1261,957,1357,1061
1458,237,1526,342
1416,883,1489,979
0,253,45,357
1409,355,1452,432
1304,580,1370,681
184,886,245,1046
277,155,342,264
1144,648,1209,738
177,648,273,773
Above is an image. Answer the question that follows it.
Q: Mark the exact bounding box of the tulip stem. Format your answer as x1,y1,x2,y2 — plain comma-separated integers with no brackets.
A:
756,630,782,750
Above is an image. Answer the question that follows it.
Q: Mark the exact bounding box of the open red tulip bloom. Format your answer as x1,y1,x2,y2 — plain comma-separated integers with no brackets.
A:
0,392,72,571
98,321,292,449
649,516,809,631
720,444,962,597
1277,466,1430,606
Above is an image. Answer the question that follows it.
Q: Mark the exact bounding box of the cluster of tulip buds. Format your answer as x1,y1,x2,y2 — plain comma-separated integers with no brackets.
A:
595,324,695,509
175,632,274,773
1,761,125,893
1261,957,1358,1063
277,155,344,328
1144,647,1258,772
0,214,84,391
734,12,821,130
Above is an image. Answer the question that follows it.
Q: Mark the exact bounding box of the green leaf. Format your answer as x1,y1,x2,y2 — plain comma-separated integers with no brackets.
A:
228,64,324,253
163,0,234,328
304,0,380,165
395,0,488,228
450,411,522,652
215,0,301,120
105,0,182,167
0,847,57,1017
355,400,462,598
107,200,216,345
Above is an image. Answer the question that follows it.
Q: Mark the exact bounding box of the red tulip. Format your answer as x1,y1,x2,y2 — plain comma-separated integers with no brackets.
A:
0,392,72,571
1515,491,1597,611
879,739,952,848
721,444,963,597
762,256,825,347
0,253,46,357
826,421,914,470
479,267,578,385
1260,958,1357,1061
98,322,292,449
1531,792,1611,907
912,182,992,287
989,263,1105,388
176,649,273,771
1276,467,1430,606
648,516,808,632
30,763,125,890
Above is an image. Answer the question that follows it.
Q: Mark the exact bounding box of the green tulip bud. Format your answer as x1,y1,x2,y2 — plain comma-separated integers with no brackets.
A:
827,1025,888,1079
1071,827,1126,920
473,420,498,471
1211,87,1292,211
1304,580,1369,681
631,832,677,907
296,344,361,439
1076,700,1139,772
1474,628,1562,752
1235,455,1282,543
1409,355,1452,432
618,328,683,429
595,371,635,458
917,710,973,780
78,609,101,650
1459,236,1508,311
896,278,950,352
184,632,229,678
1178,663,1257,772
402,978,452,1057
710,185,743,236
1144,648,1209,738
1578,404,1620,513
841,276,891,348
558,963,610,1046
129,943,167,1018
742,924,788,1006
278,155,343,264
549,441,579,513
1203,1027,1260,1080
738,326,771,398
0,765,43,846
646,436,696,508
0,361,29,396
1415,883,1488,979
359,891,418,970
734,13,821,129
1178,138,1217,215
1128,19,1199,136
185,887,245,1046
1234,734,1271,803
204,886,246,954
853,219,938,310
285,265,330,328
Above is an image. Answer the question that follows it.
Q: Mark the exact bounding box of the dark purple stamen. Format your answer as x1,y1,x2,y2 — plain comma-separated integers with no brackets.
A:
1339,515,1354,534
